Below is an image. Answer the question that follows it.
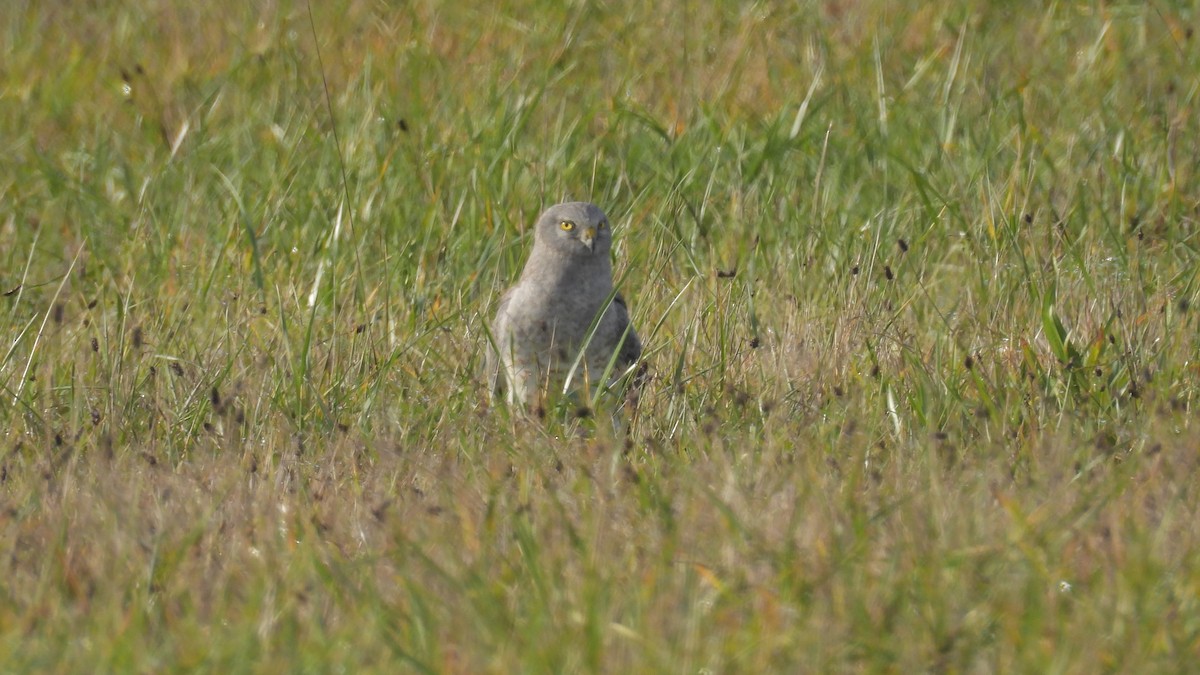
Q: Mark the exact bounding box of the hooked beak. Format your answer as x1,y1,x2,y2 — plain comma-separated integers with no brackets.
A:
581,227,596,252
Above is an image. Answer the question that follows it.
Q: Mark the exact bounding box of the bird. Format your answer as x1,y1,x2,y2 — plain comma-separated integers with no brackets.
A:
487,202,642,409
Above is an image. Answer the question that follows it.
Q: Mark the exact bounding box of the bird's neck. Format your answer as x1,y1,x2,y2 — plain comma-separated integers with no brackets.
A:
520,246,612,293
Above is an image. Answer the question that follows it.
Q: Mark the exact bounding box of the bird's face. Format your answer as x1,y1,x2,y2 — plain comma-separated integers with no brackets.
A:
535,202,612,258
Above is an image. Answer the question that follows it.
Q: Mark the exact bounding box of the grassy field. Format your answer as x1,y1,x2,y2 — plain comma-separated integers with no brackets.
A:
3,0,1200,671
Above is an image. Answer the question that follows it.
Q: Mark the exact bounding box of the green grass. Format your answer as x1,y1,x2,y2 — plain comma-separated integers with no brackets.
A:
3,0,1200,671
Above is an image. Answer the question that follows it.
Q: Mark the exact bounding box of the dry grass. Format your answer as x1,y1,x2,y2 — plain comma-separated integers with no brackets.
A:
2,0,1199,671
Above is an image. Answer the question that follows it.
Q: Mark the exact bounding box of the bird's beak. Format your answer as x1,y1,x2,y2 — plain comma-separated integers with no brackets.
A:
582,227,596,252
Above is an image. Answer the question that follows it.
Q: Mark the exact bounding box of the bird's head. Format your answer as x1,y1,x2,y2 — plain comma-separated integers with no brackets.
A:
534,202,612,258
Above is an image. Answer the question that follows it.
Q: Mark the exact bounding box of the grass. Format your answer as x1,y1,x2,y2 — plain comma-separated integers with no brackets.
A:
2,0,1200,671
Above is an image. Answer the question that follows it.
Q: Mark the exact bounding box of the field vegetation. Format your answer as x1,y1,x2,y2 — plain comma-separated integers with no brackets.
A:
2,0,1199,671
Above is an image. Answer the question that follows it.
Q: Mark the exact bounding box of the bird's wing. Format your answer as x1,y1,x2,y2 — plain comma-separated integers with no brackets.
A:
486,289,516,396
612,292,642,367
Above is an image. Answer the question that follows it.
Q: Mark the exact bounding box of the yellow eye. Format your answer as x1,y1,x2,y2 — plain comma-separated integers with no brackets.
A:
560,221,575,231
598,221,607,230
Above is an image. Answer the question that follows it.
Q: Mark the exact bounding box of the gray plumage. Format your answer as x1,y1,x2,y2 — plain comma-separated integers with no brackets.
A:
487,202,642,407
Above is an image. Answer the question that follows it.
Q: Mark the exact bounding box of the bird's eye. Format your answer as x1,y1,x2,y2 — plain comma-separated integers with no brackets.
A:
598,221,607,230
559,221,575,231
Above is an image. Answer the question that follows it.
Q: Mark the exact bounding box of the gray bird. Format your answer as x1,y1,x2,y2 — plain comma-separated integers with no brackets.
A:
487,202,642,408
